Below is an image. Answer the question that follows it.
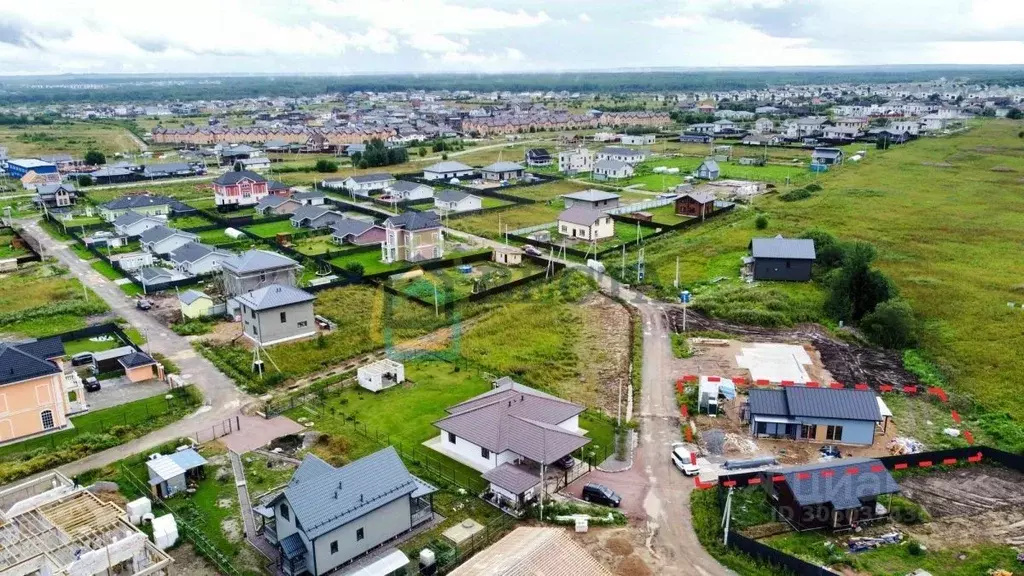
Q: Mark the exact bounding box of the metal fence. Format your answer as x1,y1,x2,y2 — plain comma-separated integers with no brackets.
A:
509,221,556,236
604,197,674,215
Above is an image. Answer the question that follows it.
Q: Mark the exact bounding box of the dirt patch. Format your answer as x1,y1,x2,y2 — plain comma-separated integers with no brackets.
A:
900,465,1024,549
221,516,242,542
203,320,244,345
616,555,653,576
216,498,233,509
669,310,917,389
573,527,658,575
93,491,127,507
168,542,222,576
991,165,1017,172
575,293,631,414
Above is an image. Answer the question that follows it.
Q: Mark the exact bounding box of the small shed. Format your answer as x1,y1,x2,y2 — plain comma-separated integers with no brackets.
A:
697,159,720,180
698,378,720,416
357,359,405,392
92,346,137,374
493,246,523,266
179,289,214,319
147,448,208,498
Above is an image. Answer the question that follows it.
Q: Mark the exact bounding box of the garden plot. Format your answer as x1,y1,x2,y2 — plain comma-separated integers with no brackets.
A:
390,260,543,305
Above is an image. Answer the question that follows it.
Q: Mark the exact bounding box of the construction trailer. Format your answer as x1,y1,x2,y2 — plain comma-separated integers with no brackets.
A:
0,472,173,576
357,359,406,392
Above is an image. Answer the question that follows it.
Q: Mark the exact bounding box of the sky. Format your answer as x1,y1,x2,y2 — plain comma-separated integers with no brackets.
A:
2,0,1024,75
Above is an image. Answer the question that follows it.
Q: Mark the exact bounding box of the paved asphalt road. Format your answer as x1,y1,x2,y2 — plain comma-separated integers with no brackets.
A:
19,219,248,479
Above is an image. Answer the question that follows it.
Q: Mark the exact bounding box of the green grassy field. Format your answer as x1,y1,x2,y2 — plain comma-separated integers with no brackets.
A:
619,120,1024,421
391,261,543,305
63,334,124,356
0,263,109,338
242,219,296,238
0,121,141,156
82,180,215,204
0,231,30,259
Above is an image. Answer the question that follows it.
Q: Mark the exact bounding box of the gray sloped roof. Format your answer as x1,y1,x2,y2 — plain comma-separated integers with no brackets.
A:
290,204,333,223
700,159,720,171
749,387,882,422
11,337,64,361
140,225,196,245
213,170,267,185
812,147,844,157
679,191,716,204
599,146,643,157
435,189,473,203
236,283,314,311
137,267,176,284
348,173,394,184
480,161,524,173
118,351,156,369
482,463,541,495
35,183,76,197
750,237,816,260
168,242,230,264
424,160,472,173
562,189,620,202
594,159,628,171
221,250,298,274
385,211,441,231
178,289,210,305
331,218,377,240
387,180,430,193
114,210,159,227
0,341,61,386
292,190,325,200
256,195,289,210
279,447,432,539
102,194,177,211
768,457,898,510
434,379,589,465
558,205,607,227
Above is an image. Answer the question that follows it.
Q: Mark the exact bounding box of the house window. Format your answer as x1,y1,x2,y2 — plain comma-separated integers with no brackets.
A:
785,260,791,269
356,528,364,541
330,541,338,554
826,425,844,441
280,503,290,521
801,425,817,440
251,308,256,319
756,421,767,435
298,321,308,328
280,311,287,323
448,432,456,444
259,272,267,282
481,447,490,459
40,410,54,430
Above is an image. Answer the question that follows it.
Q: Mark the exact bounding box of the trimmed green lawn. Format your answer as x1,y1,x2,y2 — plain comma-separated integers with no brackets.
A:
480,196,514,209
170,214,216,229
243,219,296,238
91,259,124,280
63,334,124,356
196,228,242,246
327,248,404,275
292,234,338,256
391,261,543,305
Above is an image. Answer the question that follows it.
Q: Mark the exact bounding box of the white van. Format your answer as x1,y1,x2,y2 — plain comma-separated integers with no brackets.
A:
671,445,701,476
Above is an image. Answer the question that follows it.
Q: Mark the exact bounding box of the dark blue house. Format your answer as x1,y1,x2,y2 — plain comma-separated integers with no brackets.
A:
6,159,58,179
745,236,816,281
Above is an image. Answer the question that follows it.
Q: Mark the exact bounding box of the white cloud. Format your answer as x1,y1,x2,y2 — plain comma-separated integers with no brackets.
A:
578,13,591,23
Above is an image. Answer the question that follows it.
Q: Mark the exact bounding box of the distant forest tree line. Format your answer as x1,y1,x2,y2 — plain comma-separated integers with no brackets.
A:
5,68,1024,104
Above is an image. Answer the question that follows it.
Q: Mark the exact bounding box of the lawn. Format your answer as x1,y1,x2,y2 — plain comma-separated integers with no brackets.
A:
197,228,245,246
291,233,339,256
63,334,125,356
0,262,109,338
82,179,215,204
0,231,30,259
450,202,563,239
622,120,1024,423
91,259,125,280
170,214,216,229
242,219,296,238
390,261,543,305
0,121,141,156
644,203,690,225
480,196,515,209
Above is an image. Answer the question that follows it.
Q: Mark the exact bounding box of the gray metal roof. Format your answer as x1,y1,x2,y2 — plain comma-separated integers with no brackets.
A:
749,387,882,422
280,533,305,560
35,183,76,197
114,210,158,227
256,195,289,210
213,170,267,185
424,161,472,173
434,379,589,465
147,449,208,484
102,194,179,211
482,463,541,495
0,341,61,386
812,148,844,157
279,447,433,540
385,211,441,231
435,189,473,203
749,237,816,260
558,205,607,227
562,189,620,202
10,337,64,361
594,159,628,171
168,242,230,265
348,173,394,184
480,161,524,173
768,457,898,510
140,225,196,245
236,284,314,311
119,351,156,369
178,289,209,305
679,191,716,204
292,190,325,200
599,146,643,157
331,218,377,240
221,250,299,274
700,159,720,171
387,180,430,193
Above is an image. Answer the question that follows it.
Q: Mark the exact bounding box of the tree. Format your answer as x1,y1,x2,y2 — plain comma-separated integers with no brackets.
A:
84,150,106,165
441,153,449,160
1007,108,1023,120
314,159,338,173
76,174,94,187
350,151,362,165
801,230,846,271
343,262,365,280
233,161,243,172
981,108,997,117
754,214,769,230
418,147,427,157
861,299,918,349
825,242,896,322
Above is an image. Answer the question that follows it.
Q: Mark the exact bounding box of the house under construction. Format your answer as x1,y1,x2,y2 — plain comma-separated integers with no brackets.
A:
0,472,172,576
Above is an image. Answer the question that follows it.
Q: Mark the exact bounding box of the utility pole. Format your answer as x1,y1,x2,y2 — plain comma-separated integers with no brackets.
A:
674,256,680,288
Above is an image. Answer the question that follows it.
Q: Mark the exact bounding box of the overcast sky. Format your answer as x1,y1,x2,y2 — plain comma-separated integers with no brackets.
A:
3,0,1024,76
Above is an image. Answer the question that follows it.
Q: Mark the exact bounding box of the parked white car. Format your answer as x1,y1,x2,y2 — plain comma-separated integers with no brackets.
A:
671,444,701,476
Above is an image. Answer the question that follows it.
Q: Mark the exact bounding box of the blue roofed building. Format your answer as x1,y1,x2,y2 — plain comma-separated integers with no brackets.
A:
266,447,437,576
746,386,884,446
6,159,58,179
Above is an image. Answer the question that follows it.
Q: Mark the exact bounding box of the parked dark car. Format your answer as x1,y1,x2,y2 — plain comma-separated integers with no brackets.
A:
84,377,101,392
554,455,575,470
136,299,153,311
523,245,542,257
581,483,621,508
71,352,94,366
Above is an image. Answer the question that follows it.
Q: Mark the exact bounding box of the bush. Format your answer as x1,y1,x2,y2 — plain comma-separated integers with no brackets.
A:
170,318,216,336
889,495,930,525
754,214,769,229
824,241,896,322
861,298,918,349
84,150,106,165
804,182,822,192
314,159,338,173
907,540,924,556
780,188,812,201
